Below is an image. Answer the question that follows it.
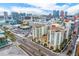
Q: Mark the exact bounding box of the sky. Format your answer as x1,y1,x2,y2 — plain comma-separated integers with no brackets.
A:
0,3,79,15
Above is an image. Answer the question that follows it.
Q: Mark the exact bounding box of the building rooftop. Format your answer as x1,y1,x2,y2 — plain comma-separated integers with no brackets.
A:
21,20,29,25
50,23,65,32
33,23,45,28
52,23,61,27
0,29,5,33
0,34,5,39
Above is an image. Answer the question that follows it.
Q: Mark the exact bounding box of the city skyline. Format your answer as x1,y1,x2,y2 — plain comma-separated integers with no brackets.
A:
0,2,79,56
0,3,79,15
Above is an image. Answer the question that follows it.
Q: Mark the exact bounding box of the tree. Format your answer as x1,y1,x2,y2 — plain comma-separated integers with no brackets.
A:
60,39,67,49
67,50,72,56
48,42,50,44
9,33,16,42
60,44,64,50
33,39,36,42
5,31,16,42
69,34,71,39
37,40,40,44
60,41,65,50
50,46,53,50
4,31,10,38
64,39,67,44
55,48,61,52
32,39,34,41
44,43,47,47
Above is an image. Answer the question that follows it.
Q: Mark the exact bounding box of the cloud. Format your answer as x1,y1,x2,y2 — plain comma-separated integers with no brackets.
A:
0,7,7,12
8,3,74,15
20,0,79,3
66,4,79,15
27,3,79,15
61,4,69,10
11,6,48,15
0,7,11,15
0,0,79,15
25,3,69,12
0,3,79,15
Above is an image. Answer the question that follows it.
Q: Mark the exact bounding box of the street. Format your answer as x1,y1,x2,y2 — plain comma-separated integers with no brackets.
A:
14,33,58,56
0,44,27,56
3,25,78,56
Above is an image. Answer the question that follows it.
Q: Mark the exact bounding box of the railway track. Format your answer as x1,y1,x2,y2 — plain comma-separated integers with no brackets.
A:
19,40,46,56
19,44,36,56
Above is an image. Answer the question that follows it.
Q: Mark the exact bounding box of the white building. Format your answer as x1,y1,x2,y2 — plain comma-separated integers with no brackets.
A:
73,35,79,56
0,29,8,48
32,23,48,42
48,23,65,50
20,20,30,29
64,20,72,39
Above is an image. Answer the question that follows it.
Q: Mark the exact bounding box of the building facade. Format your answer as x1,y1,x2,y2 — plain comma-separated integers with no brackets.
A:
53,10,59,18
74,36,79,56
32,24,48,45
64,20,72,39
48,23,65,50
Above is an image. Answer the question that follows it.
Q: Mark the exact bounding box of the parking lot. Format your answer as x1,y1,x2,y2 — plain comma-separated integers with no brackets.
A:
11,26,32,37
0,44,28,56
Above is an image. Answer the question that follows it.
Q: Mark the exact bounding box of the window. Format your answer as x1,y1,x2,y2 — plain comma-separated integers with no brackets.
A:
57,33,59,45
37,28,39,37
51,32,54,44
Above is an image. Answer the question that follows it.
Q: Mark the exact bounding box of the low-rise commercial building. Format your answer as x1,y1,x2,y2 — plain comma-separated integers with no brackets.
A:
19,20,31,29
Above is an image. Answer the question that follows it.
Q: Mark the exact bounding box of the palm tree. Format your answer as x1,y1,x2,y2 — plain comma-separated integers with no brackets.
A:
37,40,40,44
60,44,64,50
5,31,16,42
9,33,16,42
44,43,47,47
55,48,61,52
50,46,53,50
48,42,50,44
67,50,72,56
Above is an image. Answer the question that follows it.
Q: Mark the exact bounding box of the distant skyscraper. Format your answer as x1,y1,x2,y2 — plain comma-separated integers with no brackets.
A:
4,11,8,20
65,11,67,16
57,10,59,18
53,10,59,18
60,10,64,18
19,13,26,20
26,14,32,17
11,12,20,24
